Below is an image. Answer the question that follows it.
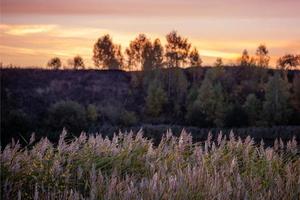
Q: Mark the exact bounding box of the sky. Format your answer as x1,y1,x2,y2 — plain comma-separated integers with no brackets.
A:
1,0,300,68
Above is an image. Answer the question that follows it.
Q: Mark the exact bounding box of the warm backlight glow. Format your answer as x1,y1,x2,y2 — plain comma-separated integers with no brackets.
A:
1,0,299,68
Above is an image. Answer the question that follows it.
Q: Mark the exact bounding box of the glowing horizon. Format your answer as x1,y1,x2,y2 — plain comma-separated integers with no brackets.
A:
1,0,300,68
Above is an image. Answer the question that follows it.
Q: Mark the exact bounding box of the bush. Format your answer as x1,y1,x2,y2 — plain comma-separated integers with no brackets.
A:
1,109,31,145
120,110,138,126
47,100,87,134
86,104,99,124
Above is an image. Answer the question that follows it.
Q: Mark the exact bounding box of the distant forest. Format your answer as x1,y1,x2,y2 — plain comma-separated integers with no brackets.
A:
1,31,300,145
9,31,299,71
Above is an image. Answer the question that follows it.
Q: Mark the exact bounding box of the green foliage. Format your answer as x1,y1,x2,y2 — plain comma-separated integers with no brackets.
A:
98,104,121,124
243,94,262,125
47,100,87,133
263,73,291,125
185,88,207,126
145,81,167,118
120,110,138,126
86,104,98,124
168,69,188,118
196,70,227,127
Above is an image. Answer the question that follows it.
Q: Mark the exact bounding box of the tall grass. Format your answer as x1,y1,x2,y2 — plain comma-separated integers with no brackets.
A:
1,130,300,199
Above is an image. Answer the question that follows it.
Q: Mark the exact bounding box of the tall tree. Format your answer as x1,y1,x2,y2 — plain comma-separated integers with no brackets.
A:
165,31,191,68
256,44,270,68
196,70,227,127
277,54,300,70
240,49,250,66
152,39,164,69
292,74,300,111
47,57,61,70
189,47,202,67
171,69,189,119
69,55,85,70
263,73,291,125
243,94,262,125
214,57,223,67
93,34,123,70
126,34,152,71
145,81,167,118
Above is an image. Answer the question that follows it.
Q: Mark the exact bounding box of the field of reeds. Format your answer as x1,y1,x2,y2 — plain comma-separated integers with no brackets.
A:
1,130,300,200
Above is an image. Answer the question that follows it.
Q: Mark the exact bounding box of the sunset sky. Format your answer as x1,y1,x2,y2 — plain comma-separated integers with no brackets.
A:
1,0,300,68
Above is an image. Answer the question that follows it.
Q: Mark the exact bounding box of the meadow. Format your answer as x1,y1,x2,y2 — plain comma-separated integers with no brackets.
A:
1,130,300,199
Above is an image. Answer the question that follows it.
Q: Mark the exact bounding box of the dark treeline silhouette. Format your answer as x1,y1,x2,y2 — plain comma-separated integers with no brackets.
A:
45,31,300,71
2,31,300,145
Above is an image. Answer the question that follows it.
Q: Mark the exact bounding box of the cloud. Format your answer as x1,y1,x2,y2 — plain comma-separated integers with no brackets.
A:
0,24,57,36
1,22,299,67
2,0,300,18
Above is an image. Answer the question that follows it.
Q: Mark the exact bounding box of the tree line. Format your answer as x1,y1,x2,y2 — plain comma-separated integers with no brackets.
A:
47,31,300,71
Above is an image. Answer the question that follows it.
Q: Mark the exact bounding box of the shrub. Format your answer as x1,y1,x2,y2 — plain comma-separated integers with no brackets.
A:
120,110,138,126
47,100,87,134
86,104,99,124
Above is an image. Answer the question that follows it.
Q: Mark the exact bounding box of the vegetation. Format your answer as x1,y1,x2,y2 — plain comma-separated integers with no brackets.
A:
1,31,300,145
68,56,85,70
1,130,299,199
93,34,123,70
35,31,299,72
1,67,300,145
47,57,62,70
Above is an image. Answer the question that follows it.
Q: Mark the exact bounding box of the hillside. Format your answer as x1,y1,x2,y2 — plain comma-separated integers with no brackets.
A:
1,67,300,145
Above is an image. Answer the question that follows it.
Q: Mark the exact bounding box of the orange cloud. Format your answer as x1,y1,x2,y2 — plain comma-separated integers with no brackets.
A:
0,24,57,36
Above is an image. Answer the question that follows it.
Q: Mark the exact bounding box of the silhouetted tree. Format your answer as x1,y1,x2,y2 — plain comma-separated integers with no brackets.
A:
152,39,164,69
47,57,61,70
165,31,190,96
93,34,123,70
256,44,270,68
126,34,152,71
69,55,85,70
240,49,250,66
214,58,223,67
189,47,202,67
277,54,300,70
141,41,155,71
165,31,191,68
263,73,291,125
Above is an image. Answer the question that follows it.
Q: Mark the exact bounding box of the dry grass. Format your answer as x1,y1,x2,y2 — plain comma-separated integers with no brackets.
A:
1,130,300,199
